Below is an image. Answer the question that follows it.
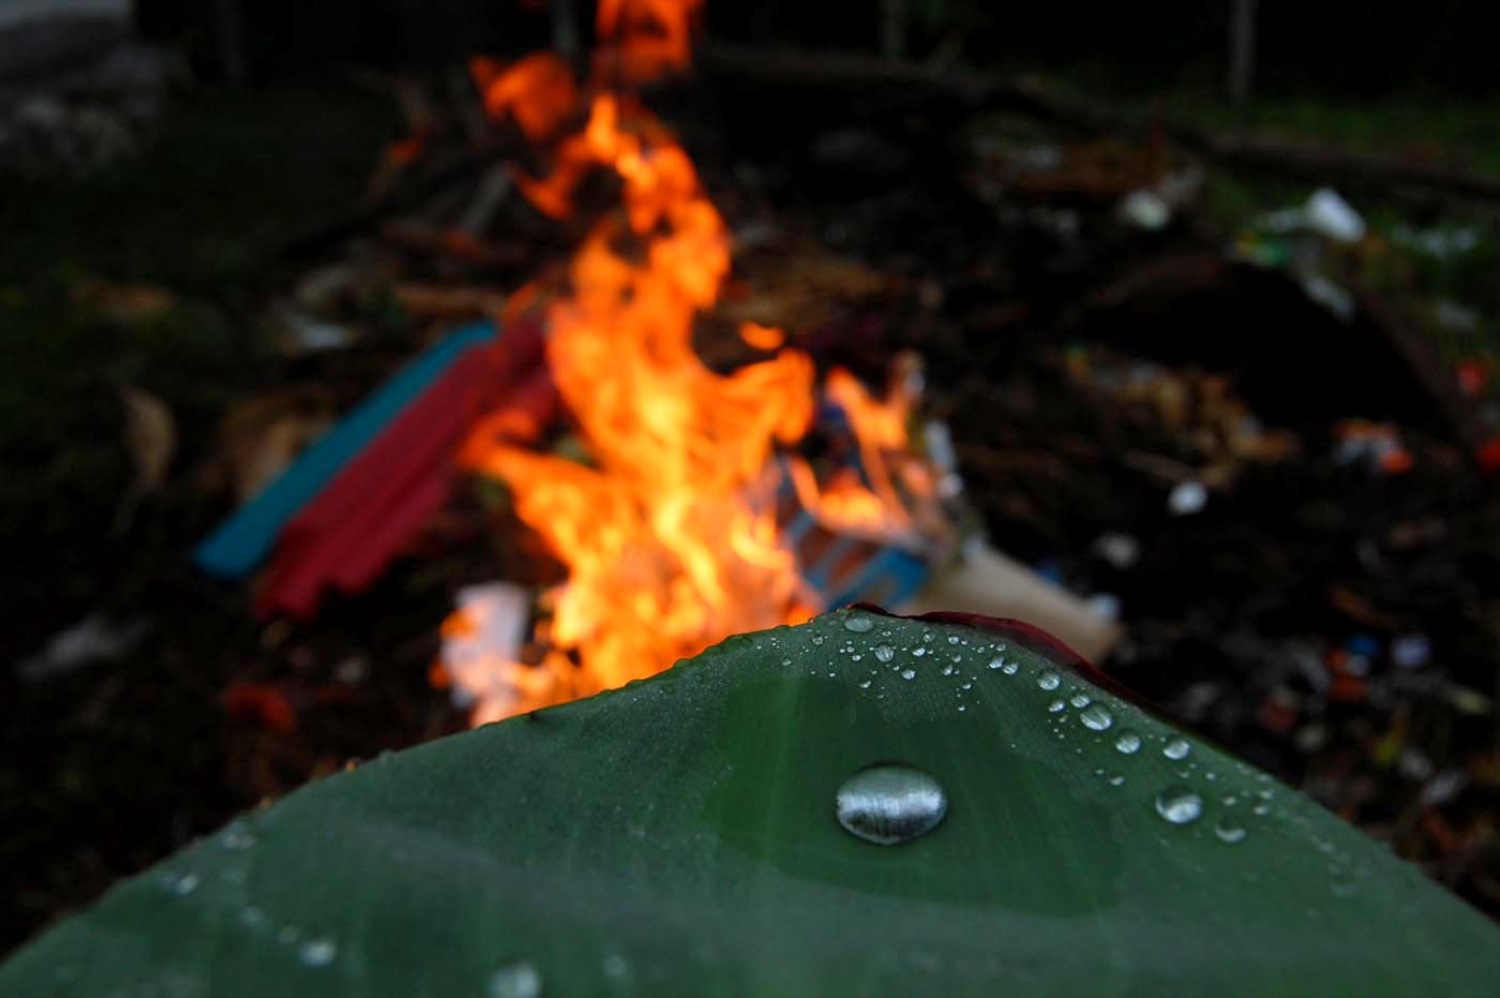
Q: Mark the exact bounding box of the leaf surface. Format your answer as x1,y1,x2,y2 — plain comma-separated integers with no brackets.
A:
4,609,1497,997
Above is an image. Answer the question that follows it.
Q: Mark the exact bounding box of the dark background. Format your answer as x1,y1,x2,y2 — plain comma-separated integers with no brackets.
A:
132,0,1500,96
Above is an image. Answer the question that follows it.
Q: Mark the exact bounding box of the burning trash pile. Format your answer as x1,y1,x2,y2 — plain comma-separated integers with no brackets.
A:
196,0,974,725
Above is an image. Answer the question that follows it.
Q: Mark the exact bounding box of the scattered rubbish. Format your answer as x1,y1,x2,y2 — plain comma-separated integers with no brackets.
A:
1420,769,1469,808
1117,189,1170,231
219,394,337,505
1391,634,1432,670
193,322,498,580
72,281,177,324
271,307,356,355
1390,222,1481,260
1333,420,1413,475
438,583,532,723
257,316,548,619
1167,480,1207,516
1299,273,1356,320
16,612,152,683
1087,592,1122,621
903,538,1122,663
118,384,176,497
1432,299,1480,334
1304,188,1366,245
1093,532,1140,569
222,681,299,734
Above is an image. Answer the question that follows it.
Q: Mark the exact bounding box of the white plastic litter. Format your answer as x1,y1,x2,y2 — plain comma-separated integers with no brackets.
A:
1305,188,1366,244
1117,189,1171,231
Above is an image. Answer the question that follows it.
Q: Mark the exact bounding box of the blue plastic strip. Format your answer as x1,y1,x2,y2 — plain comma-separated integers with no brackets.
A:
193,321,499,579
828,546,929,609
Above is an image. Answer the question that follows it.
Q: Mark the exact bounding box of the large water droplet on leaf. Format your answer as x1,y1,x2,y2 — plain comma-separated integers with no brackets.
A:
835,763,948,846
1080,705,1114,731
1163,738,1192,761
1155,787,1203,825
874,645,895,663
1115,731,1142,754
843,614,875,633
1037,671,1061,691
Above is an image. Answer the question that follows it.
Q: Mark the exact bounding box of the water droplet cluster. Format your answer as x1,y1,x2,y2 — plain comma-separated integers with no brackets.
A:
809,611,1311,854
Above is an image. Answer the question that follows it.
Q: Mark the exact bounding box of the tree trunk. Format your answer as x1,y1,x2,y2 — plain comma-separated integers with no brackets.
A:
1227,0,1258,103
211,0,247,85
879,0,906,60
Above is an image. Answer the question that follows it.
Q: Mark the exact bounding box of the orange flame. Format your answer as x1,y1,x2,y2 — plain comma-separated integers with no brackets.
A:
595,0,704,83
448,0,918,721
472,53,580,143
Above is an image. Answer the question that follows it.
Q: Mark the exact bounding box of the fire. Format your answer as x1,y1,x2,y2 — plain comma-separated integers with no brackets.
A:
445,0,917,723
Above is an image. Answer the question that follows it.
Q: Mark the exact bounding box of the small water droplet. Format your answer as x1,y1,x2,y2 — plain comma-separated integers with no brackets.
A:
1214,816,1247,844
874,645,895,663
220,823,256,850
812,635,825,646
900,669,917,680
957,704,967,712
1037,671,1061,691
1001,660,1019,675
941,665,955,676
1047,698,1067,713
603,953,632,984
1330,877,1360,899
987,656,1005,670
1155,787,1203,825
1115,731,1142,754
843,614,875,633
912,647,927,657
1080,705,1114,731
298,938,337,968
858,679,872,689
946,635,960,645
239,905,266,929
170,873,199,897
1163,738,1192,761
489,962,543,998
780,657,792,667
1253,803,1271,816
835,763,948,846
1070,692,1092,708
1107,773,1126,787
961,681,972,690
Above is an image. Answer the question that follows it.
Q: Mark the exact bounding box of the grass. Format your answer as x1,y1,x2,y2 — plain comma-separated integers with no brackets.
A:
1162,95,1500,179
0,83,398,658
0,86,396,295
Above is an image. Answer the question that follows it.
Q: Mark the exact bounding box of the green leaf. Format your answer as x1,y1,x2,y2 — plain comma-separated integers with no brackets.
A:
3,609,1497,997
